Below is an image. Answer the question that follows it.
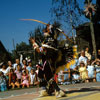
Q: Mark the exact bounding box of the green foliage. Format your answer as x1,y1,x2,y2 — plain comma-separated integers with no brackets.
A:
11,41,34,63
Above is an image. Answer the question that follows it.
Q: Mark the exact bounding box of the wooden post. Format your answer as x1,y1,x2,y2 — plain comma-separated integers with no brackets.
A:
87,0,97,59
90,15,97,58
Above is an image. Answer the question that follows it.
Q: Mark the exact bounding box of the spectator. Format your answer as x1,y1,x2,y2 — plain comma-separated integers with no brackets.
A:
29,69,38,86
79,62,89,83
63,68,70,82
85,47,91,60
27,61,32,73
13,59,22,70
58,70,64,84
22,60,27,69
0,63,7,76
15,65,22,85
78,50,88,66
6,61,13,75
0,71,7,92
22,60,28,74
9,69,20,89
21,71,29,88
87,60,96,82
72,71,80,84
92,59,100,82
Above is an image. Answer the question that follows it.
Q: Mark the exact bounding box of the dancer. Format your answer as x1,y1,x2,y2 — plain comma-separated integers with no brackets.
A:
29,24,67,98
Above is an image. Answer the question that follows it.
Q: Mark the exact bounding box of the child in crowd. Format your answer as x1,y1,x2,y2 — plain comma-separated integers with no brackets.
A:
72,71,80,84
9,69,20,89
29,69,38,86
0,71,7,91
79,62,89,83
21,71,29,88
92,59,100,82
58,70,64,84
15,65,22,86
87,60,96,82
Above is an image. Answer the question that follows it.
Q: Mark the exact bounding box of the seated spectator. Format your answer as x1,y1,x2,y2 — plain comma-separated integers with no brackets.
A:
15,65,22,86
21,71,29,88
58,70,64,84
29,69,38,86
0,71,7,92
72,71,80,84
63,68,70,82
79,62,89,83
92,59,100,82
87,60,96,82
9,69,20,89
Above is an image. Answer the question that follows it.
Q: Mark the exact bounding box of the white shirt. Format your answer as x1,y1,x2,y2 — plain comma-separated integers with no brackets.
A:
87,65,94,74
6,66,12,74
0,69,7,75
29,73,35,84
78,56,87,65
13,63,17,69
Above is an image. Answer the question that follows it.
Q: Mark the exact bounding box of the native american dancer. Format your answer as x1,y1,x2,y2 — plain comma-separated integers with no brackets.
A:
29,24,73,98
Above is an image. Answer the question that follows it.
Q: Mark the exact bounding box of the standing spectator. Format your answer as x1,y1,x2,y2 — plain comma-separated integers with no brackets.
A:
21,71,29,88
0,71,7,92
85,47,91,60
79,62,89,83
78,50,88,66
27,61,32,73
13,59,22,70
22,60,28,74
0,63,7,76
9,69,20,89
92,59,100,82
87,60,96,82
6,61,13,75
22,60,27,70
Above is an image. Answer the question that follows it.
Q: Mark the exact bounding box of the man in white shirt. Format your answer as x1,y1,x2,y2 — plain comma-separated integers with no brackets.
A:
6,61,13,74
13,59,22,70
78,50,87,66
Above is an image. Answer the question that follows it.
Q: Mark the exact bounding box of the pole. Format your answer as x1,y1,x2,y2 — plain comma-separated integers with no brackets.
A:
90,15,97,58
87,0,97,58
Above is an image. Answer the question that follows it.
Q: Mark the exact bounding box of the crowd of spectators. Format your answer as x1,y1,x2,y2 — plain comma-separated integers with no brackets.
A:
57,47,100,85
0,58,38,92
0,47,100,92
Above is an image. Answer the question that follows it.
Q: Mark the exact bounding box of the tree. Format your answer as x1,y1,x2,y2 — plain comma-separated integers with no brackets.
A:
50,0,100,37
11,42,34,63
51,0,84,28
